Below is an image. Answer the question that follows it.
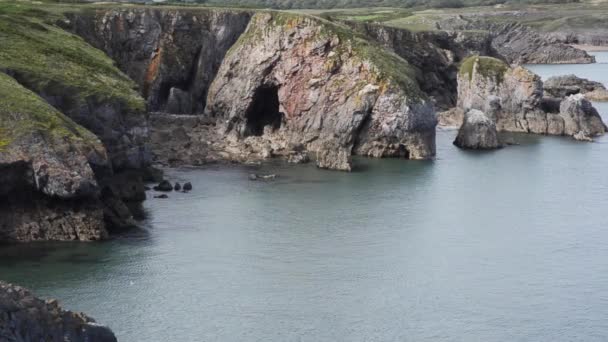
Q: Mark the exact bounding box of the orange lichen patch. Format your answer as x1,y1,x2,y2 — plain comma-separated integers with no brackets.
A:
144,47,163,97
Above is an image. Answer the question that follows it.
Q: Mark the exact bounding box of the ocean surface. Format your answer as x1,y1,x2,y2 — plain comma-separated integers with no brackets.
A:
2,53,608,342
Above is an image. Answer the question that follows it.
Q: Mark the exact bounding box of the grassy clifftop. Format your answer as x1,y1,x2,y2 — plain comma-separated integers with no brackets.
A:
0,2,145,113
459,55,508,83
0,72,101,151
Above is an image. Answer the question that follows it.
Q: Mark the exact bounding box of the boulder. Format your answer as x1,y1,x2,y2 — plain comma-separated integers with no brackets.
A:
559,94,607,141
453,109,501,149
153,180,173,192
174,182,181,191
182,182,193,191
0,281,117,342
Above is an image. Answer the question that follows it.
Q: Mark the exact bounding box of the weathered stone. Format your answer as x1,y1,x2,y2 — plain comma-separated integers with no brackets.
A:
544,74,608,101
182,182,193,191
453,109,500,149
559,94,607,141
0,281,117,342
153,180,173,192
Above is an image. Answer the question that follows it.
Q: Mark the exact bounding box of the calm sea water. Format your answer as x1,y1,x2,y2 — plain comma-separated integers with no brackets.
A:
2,53,608,342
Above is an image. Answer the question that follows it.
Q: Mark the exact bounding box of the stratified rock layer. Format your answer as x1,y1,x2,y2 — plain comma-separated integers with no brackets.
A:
0,281,117,342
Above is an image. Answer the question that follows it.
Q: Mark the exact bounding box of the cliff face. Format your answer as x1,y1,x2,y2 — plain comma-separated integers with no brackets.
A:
456,56,606,141
437,18,594,64
0,73,108,242
345,22,492,110
0,281,117,342
205,13,436,170
69,8,252,114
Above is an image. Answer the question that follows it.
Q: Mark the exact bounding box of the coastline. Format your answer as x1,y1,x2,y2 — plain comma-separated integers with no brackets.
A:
571,44,608,52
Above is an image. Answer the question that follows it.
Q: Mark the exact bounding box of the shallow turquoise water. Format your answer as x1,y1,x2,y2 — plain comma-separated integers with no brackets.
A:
2,54,608,341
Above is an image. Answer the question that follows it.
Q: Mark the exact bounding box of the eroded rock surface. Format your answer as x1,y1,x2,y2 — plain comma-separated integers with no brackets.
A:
453,109,500,149
206,13,436,171
456,56,606,141
0,281,117,342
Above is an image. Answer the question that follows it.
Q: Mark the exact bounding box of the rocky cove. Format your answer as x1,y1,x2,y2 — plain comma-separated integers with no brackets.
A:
2,2,608,340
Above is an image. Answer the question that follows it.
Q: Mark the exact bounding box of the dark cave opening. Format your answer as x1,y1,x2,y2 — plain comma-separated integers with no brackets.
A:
397,144,410,159
243,85,283,137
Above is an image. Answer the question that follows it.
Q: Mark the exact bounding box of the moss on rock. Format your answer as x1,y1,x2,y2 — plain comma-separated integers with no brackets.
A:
459,55,508,84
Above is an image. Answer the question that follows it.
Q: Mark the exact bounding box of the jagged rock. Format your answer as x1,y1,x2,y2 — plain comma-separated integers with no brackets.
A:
456,56,607,141
453,109,500,149
153,180,173,192
0,73,110,242
206,13,436,171
0,281,117,342
174,182,181,191
544,75,608,101
559,94,606,141
183,182,193,191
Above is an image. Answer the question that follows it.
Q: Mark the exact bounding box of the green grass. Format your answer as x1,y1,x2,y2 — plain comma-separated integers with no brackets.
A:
0,72,100,150
459,55,508,83
0,1,145,113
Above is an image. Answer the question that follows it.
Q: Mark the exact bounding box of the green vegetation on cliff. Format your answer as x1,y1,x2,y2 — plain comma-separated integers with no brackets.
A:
0,72,100,150
0,2,145,113
459,56,508,83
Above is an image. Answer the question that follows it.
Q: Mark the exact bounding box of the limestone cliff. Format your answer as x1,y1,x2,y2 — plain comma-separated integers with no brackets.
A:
0,281,117,341
456,56,606,141
206,13,436,171
0,73,109,242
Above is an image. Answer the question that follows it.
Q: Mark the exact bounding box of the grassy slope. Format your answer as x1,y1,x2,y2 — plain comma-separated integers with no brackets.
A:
0,1,145,112
0,72,100,151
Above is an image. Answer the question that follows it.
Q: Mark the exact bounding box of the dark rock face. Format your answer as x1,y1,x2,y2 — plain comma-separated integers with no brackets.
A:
183,182,193,191
453,109,500,149
544,74,608,101
154,180,173,192
69,8,252,114
0,281,117,342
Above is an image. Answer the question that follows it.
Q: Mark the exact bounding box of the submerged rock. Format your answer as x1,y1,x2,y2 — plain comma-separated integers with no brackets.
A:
454,109,500,149
153,180,173,192
183,182,193,191
249,174,277,181
174,182,181,191
154,194,169,199
0,281,117,341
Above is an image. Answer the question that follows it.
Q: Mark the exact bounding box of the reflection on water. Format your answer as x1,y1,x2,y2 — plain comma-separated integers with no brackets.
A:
1,54,608,342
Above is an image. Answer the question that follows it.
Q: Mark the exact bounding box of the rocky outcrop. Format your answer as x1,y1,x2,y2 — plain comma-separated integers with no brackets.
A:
0,281,117,342
437,18,594,64
559,94,607,141
206,13,436,171
544,75,608,101
68,8,252,114
453,109,500,149
0,73,109,242
343,22,492,110
456,56,606,141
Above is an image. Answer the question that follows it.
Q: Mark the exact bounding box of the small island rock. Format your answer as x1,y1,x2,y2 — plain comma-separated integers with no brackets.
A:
454,109,501,149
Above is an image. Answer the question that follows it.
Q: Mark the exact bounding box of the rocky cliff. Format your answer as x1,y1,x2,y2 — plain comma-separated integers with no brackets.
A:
0,281,117,341
68,8,252,115
205,13,436,170
456,56,606,141
0,72,109,242
437,18,594,65
343,22,492,110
